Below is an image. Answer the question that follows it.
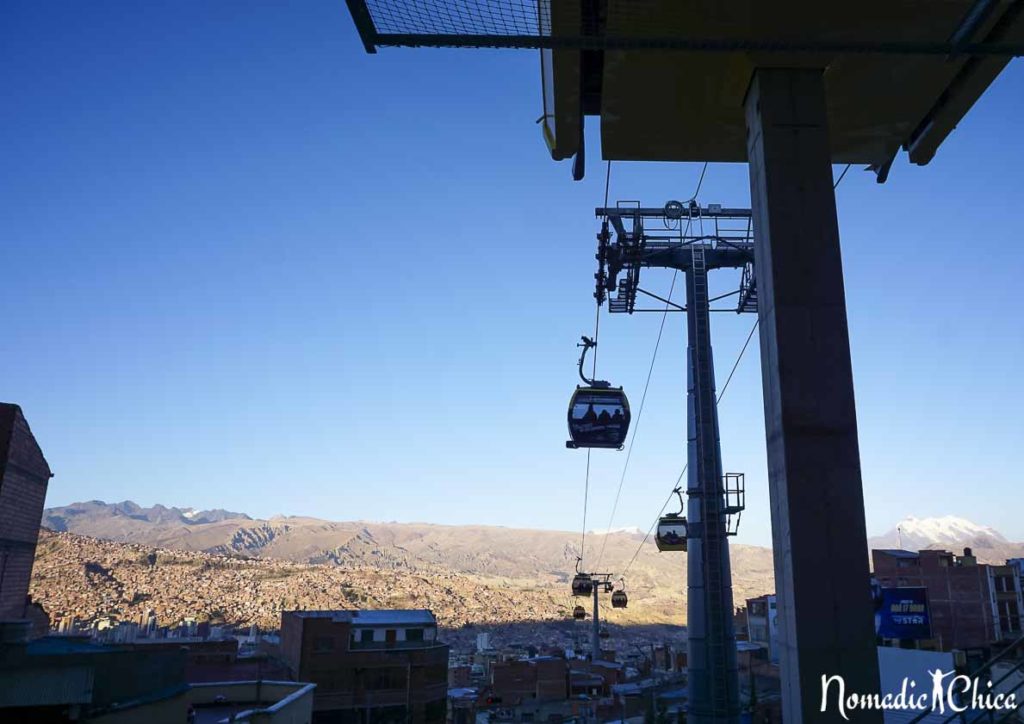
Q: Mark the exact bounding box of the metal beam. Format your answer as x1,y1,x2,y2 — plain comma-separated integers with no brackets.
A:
640,245,753,272
361,33,1024,56
344,0,379,54
597,206,752,219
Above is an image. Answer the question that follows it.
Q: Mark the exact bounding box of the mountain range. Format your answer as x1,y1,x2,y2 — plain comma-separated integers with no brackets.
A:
39,500,777,626
34,502,1024,630
43,501,1024,566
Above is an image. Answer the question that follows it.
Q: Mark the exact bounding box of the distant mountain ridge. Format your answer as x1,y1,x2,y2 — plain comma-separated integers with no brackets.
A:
43,499,251,531
40,501,1024,599
39,500,778,622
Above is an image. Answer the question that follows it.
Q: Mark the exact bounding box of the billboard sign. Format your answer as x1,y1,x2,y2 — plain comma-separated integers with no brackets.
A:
876,587,931,640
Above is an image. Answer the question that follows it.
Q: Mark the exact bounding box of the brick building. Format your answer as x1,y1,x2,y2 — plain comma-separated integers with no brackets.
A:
281,609,449,724
873,548,1024,650
0,403,52,623
489,656,568,705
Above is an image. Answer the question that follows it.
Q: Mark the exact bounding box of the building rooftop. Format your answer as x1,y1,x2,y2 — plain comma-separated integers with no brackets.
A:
288,609,437,626
874,549,921,559
25,636,113,655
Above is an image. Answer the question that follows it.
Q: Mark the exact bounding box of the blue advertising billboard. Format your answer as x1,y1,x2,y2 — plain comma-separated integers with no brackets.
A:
876,587,931,640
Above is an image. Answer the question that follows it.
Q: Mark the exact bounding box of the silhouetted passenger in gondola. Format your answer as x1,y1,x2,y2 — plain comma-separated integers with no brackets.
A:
597,409,611,424
582,404,598,423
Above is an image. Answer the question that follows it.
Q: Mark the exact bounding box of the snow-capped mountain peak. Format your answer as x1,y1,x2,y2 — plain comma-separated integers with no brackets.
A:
894,515,1006,546
587,526,644,536
868,515,1016,558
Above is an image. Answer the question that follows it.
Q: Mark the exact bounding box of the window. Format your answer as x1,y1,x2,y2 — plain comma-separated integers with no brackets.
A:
406,628,424,642
314,635,335,652
385,629,397,644
360,629,374,644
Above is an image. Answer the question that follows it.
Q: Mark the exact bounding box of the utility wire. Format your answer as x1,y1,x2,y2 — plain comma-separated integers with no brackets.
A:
595,162,708,569
621,316,760,578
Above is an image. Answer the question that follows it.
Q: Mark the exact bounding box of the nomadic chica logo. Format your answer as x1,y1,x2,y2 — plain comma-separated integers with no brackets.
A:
820,670,1018,720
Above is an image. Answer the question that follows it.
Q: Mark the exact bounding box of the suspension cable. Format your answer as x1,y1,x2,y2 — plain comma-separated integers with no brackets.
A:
621,316,759,579
579,162,614,566
834,163,852,189
580,447,592,565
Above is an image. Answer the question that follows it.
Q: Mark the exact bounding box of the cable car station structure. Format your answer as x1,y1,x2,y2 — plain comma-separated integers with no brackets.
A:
345,2,1024,721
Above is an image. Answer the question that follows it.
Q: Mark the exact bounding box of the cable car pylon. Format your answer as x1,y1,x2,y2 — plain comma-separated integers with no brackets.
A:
569,557,617,661
590,201,752,724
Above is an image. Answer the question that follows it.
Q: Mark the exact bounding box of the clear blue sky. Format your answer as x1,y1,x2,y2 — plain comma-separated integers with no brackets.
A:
3,1,1022,547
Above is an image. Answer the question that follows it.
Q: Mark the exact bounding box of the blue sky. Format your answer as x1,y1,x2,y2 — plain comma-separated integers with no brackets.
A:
2,1,1022,547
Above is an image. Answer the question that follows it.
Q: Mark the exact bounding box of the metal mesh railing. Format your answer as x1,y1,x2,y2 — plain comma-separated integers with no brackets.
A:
364,0,551,37
344,0,1024,55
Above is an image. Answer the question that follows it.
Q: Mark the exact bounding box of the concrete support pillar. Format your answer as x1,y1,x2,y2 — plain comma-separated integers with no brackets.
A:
744,69,881,723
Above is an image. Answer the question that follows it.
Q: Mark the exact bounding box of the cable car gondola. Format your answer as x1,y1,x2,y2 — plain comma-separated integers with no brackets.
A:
656,488,689,552
571,557,594,596
572,605,587,620
566,336,631,450
611,589,628,609
599,627,610,639
571,573,594,597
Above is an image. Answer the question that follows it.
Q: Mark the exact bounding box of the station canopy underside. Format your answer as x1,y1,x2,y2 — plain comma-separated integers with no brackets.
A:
347,1,1024,168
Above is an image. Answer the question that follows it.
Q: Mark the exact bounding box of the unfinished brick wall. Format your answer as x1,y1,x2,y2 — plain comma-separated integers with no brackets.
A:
0,403,52,620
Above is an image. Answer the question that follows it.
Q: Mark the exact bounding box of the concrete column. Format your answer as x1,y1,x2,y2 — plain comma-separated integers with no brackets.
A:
744,69,881,723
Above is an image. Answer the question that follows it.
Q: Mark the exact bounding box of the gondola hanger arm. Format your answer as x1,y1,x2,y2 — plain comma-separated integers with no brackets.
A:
577,336,609,387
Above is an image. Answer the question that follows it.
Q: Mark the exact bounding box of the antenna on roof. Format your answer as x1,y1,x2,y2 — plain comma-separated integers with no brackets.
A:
898,526,903,550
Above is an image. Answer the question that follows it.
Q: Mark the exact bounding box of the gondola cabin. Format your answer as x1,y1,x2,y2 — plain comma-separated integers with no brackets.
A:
599,627,610,639
573,605,587,620
566,386,631,449
656,514,688,552
571,573,594,596
611,590,628,609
